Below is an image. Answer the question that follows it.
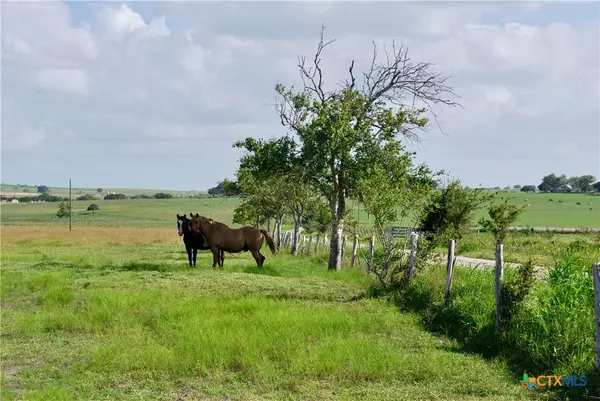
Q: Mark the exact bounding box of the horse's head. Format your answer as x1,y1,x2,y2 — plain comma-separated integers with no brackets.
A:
190,213,210,234
176,214,192,236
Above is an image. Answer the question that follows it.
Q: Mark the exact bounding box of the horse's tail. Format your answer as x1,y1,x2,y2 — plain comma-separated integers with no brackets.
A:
260,229,277,255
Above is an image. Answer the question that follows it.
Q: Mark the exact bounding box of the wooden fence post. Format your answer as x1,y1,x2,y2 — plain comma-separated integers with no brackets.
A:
408,232,418,282
306,236,313,256
322,234,328,250
351,235,359,267
315,234,321,253
444,239,455,306
300,235,306,255
593,263,600,370
495,243,504,336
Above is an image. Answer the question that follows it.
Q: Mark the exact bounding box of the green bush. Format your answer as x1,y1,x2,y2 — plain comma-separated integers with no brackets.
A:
152,192,173,199
104,193,127,200
76,194,96,201
56,201,71,218
395,239,599,396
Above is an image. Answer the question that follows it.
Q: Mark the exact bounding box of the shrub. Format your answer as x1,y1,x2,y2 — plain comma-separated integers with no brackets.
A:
104,193,127,200
396,239,599,396
38,193,66,202
76,194,96,201
131,194,151,199
87,204,99,213
478,199,526,244
417,180,492,259
56,201,70,218
153,192,173,199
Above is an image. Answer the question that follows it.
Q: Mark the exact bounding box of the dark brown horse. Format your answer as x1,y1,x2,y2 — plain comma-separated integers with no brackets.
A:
190,213,276,267
176,214,223,267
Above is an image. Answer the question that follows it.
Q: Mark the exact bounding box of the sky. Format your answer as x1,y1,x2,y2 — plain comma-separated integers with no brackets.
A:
1,1,599,191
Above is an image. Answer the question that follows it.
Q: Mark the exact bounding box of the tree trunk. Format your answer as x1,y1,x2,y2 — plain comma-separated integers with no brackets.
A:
327,188,345,271
255,210,260,228
292,213,302,256
276,218,282,250
267,216,271,233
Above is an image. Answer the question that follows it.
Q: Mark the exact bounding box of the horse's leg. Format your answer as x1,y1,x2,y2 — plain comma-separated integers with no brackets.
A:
186,244,193,267
210,246,219,268
193,247,197,267
258,251,266,267
220,249,225,267
251,250,262,267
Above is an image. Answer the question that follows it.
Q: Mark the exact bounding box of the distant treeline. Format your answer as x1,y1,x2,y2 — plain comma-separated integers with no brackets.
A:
1,193,69,203
103,193,214,200
1,192,214,203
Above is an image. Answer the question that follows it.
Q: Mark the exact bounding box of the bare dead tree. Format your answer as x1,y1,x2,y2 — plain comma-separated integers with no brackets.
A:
278,24,461,135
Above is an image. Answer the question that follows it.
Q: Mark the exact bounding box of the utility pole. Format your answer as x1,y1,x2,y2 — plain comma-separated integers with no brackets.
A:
69,178,72,231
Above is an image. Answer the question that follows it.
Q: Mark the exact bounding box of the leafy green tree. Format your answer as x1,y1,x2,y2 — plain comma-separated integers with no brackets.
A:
234,136,303,248
358,157,437,284
207,178,241,198
418,180,493,255
96,188,103,193
235,169,289,249
594,181,600,193
272,26,459,270
538,173,566,192
520,185,536,193
285,179,321,255
573,175,596,192
87,204,100,214
56,201,71,218
302,200,332,235
220,179,241,197
232,199,265,227
478,199,526,244
37,185,49,193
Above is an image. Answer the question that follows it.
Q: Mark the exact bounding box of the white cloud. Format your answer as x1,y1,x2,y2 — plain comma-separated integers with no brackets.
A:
1,2,97,65
4,34,31,55
36,68,90,94
99,4,170,43
144,123,276,141
1,1,598,190
1,101,48,150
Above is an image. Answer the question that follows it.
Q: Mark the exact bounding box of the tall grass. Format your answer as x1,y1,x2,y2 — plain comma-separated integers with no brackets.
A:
1,267,533,400
396,238,600,399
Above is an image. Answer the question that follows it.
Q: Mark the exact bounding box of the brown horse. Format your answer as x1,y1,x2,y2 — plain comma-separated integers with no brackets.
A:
190,213,276,268
177,214,224,267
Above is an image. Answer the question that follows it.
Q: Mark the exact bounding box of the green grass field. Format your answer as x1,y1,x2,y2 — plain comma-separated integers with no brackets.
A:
0,226,542,400
2,191,599,229
2,188,598,400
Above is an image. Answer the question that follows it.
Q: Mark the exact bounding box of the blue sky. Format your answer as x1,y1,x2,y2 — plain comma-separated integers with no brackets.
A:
1,1,598,191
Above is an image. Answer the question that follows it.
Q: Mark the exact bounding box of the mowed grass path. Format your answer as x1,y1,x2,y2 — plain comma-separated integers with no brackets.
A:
2,191,599,229
1,227,539,400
